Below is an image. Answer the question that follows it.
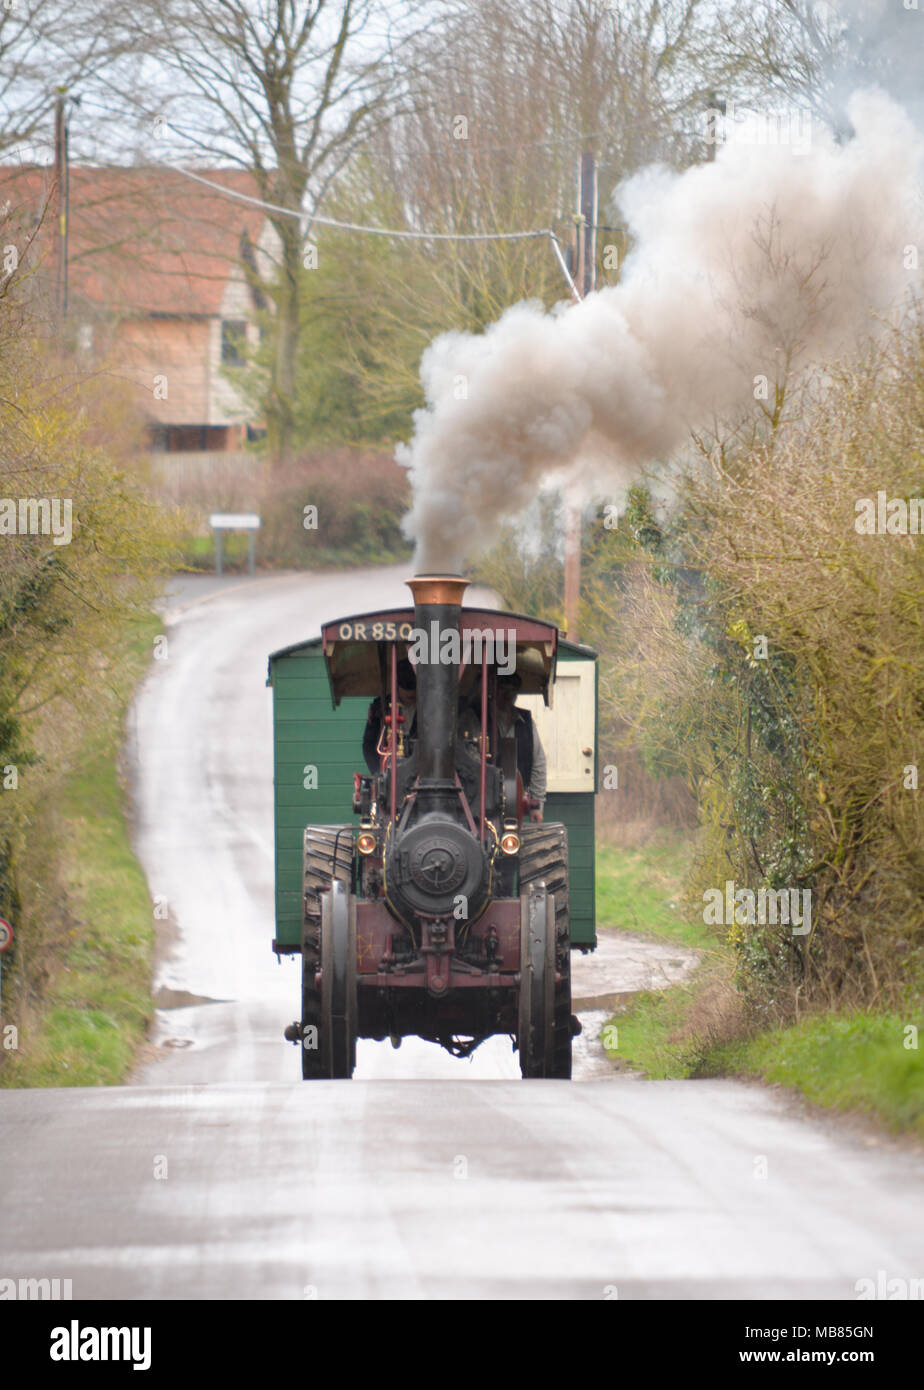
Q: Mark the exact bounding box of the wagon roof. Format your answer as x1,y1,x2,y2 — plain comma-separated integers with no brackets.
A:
267,606,594,705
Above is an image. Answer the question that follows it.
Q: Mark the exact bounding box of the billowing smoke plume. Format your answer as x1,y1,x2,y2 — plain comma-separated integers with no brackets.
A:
398,89,923,574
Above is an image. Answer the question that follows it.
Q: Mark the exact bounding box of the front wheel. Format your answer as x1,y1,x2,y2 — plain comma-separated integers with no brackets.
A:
518,823,571,1079
518,883,555,1077
320,880,357,1078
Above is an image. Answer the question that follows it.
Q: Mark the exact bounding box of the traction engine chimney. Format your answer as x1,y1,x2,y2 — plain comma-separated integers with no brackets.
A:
406,574,469,790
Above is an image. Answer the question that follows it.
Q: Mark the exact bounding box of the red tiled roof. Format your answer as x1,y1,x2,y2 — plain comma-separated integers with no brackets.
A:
0,164,268,316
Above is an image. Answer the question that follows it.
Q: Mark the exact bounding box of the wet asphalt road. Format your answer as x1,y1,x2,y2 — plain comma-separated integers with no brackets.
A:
1,567,922,1300
2,1077,923,1299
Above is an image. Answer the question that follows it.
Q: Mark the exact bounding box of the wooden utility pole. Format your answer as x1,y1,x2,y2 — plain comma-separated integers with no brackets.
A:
54,91,69,328
578,150,597,297
705,92,726,163
563,152,596,642
563,502,582,641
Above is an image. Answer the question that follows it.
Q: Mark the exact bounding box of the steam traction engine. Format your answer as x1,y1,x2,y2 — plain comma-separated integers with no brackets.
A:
281,575,578,1079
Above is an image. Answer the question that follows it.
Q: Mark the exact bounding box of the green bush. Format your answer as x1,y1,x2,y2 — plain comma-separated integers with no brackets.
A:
584,315,924,1019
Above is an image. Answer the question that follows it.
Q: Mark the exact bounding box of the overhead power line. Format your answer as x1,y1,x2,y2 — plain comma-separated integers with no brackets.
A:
44,101,584,299
161,159,583,299
170,163,545,241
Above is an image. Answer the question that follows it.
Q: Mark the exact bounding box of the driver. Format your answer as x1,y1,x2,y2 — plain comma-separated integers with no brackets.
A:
496,672,547,823
460,672,547,822
363,659,418,773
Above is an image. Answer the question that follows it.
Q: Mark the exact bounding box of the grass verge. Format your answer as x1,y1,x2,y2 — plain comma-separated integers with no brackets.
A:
595,835,712,949
597,835,922,1138
606,970,924,1138
596,831,739,1076
706,1012,924,1139
0,612,158,1088
602,958,739,1079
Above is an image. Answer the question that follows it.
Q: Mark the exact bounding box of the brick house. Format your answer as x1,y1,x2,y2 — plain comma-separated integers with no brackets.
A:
0,164,278,451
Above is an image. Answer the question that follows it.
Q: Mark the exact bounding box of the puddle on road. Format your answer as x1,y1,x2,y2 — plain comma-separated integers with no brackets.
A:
153,986,226,1010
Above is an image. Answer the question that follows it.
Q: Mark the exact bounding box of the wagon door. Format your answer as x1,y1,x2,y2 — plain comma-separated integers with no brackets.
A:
518,653,597,949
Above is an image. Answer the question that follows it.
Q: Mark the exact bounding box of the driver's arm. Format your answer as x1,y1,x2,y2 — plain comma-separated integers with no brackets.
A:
362,698,383,774
530,722,547,817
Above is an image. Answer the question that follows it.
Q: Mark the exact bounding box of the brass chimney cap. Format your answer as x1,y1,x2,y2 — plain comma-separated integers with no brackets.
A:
406,574,469,606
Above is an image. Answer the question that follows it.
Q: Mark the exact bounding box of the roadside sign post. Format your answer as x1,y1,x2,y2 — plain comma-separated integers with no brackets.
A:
209,513,261,577
0,918,13,1026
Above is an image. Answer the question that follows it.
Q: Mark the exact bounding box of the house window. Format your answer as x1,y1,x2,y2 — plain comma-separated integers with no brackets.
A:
221,319,248,366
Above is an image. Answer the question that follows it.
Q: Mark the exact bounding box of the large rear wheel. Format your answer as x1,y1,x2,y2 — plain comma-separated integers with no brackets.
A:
517,823,572,1079
301,825,354,1080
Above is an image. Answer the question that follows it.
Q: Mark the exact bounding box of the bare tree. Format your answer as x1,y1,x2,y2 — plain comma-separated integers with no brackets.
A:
115,0,414,462
224,0,736,447
306,0,747,420
0,0,147,160
707,0,843,124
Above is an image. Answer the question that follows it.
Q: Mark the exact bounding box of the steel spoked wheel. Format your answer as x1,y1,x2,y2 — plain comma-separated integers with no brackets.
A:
518,823,572,1079
301,825,353,1080
320,880,357,1079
